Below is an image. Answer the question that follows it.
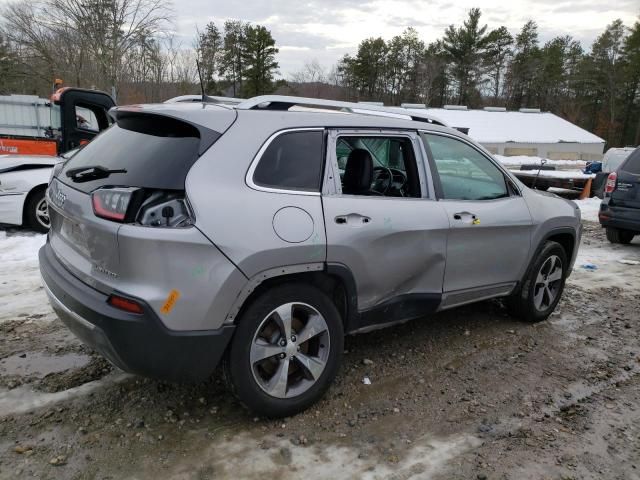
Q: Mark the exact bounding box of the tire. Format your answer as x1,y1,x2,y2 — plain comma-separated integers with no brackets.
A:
224,283,343,418
507,241,568,323
25,188,50,233
606,227,635,245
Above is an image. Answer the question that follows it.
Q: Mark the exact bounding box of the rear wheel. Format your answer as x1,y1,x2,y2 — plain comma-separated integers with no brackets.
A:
507,241,568,322
605,227,635,244
224,284,343,418
25,188,50,233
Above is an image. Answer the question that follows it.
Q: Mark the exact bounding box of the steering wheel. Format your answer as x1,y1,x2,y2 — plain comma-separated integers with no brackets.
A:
371,166,393,194
388,168,408,196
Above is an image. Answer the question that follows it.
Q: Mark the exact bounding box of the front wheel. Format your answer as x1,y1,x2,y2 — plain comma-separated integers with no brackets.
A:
507,241,568,322
224,284,343,418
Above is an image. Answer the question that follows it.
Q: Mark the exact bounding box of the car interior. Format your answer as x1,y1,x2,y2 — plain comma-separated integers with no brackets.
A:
337,136,421,197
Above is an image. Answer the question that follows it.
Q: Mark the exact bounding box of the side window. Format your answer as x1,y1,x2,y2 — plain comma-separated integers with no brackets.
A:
75,105,99,131
253,130,324,192
337,135,421,198
620,149,640,174
425,134,508,201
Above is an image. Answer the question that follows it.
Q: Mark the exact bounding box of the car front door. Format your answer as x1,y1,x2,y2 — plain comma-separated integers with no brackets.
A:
322,129,450,328
421,132,533,304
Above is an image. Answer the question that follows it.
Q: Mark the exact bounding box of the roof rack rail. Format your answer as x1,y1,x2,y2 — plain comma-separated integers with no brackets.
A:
235,95,448,127
164,94,244,105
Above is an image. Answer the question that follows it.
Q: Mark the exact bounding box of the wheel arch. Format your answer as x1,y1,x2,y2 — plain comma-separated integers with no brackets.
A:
228,263,359,334
545,230,576,265
22,183,48,225
514,226,577,296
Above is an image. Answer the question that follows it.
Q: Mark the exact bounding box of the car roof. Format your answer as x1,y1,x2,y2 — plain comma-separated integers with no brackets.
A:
234,108,455,134
113,101,460,138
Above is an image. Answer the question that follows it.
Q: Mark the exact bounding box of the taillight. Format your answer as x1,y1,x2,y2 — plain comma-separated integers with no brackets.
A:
137,193,194,227
604,172,617,195
108,294,144,314
92,187,193,227
92,187,138,222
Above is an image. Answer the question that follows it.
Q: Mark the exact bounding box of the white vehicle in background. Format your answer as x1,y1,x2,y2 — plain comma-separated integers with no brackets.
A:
602,147,636,173
0,149,77,232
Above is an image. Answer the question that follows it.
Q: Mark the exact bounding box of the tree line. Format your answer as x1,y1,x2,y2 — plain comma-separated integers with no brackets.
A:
0,0,280,103
333,9,640,146
1,2,638,147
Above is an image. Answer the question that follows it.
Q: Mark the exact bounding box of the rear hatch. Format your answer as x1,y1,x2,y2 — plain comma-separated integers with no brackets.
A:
610,148,640,209
48,105,236,292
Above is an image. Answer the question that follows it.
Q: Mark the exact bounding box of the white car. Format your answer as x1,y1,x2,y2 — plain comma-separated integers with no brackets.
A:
0,150,77,232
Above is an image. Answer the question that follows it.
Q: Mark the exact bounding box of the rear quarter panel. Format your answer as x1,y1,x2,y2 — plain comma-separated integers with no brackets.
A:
186,114,327,279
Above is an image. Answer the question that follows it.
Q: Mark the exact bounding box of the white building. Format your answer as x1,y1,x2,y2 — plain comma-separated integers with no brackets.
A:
402,105,606,161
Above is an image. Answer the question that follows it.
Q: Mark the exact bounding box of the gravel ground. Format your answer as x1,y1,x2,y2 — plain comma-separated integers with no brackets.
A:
0,221,639,479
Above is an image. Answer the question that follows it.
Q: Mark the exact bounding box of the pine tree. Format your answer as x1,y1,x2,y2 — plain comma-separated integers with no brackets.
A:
241,24,278,96
442,8,490,106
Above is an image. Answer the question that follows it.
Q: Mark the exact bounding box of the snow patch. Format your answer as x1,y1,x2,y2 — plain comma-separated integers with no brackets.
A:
0,373,130,417
573,197,602,223
0,230,50,323
178,431,482,480
495,154,586,167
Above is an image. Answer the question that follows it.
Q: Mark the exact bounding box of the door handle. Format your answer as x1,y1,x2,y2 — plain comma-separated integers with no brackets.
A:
335,214,371,225
453,211,477,220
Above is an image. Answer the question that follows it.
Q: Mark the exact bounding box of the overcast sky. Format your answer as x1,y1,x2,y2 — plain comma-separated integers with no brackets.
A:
1,0,636,77
170,0,638,77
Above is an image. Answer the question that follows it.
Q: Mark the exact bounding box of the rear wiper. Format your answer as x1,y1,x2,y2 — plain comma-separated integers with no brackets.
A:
66,165,127,183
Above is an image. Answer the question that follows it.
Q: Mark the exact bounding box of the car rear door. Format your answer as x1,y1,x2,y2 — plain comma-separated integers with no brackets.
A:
610,148,640,209
421,132,533,304
322,129,449,323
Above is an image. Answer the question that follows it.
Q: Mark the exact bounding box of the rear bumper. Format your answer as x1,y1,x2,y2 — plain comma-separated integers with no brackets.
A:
39,243,235,382
598,203,640,232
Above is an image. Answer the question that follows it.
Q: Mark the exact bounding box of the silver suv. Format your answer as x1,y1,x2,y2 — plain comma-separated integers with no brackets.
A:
40,96,581,417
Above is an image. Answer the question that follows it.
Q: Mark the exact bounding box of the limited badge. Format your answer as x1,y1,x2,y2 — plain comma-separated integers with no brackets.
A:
161,289,181,314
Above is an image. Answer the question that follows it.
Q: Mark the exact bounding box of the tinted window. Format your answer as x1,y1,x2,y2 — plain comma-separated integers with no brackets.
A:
425,134,508,200
253,131,324,192
620,148,640,174
60,114,215,193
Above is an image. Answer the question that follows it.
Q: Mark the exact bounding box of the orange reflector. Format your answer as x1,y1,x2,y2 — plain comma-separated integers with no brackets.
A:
108,295,144,314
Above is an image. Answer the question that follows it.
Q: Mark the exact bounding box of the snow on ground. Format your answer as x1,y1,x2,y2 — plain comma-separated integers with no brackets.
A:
573,197,602,223
571,235,640,291
525,169,594,179
495,154,587,168
0,230,51,323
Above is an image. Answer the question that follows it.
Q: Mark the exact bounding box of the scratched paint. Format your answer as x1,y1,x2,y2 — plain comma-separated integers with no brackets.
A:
309,232,324,260
161,289,181,314
191,265,205,277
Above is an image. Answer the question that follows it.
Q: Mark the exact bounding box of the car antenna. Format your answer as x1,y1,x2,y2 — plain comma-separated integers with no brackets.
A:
195,55,219,105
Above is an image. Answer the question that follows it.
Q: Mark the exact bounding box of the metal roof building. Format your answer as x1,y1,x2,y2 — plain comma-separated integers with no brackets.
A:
402,105,606,161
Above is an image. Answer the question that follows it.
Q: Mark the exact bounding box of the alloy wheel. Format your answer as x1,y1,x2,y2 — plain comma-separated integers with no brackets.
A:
35,197,50,229
250,302,330,399
533,255,563,311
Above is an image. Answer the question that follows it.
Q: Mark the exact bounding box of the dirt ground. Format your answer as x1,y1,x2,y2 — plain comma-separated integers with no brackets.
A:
0,221,639,480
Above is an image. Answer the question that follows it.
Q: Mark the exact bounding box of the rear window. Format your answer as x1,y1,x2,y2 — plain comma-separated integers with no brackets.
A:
620,148,640,174
60,113,219,192
253,130,324,192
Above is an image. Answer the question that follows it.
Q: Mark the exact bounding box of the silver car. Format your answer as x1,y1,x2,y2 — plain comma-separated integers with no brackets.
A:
40,96,581,417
